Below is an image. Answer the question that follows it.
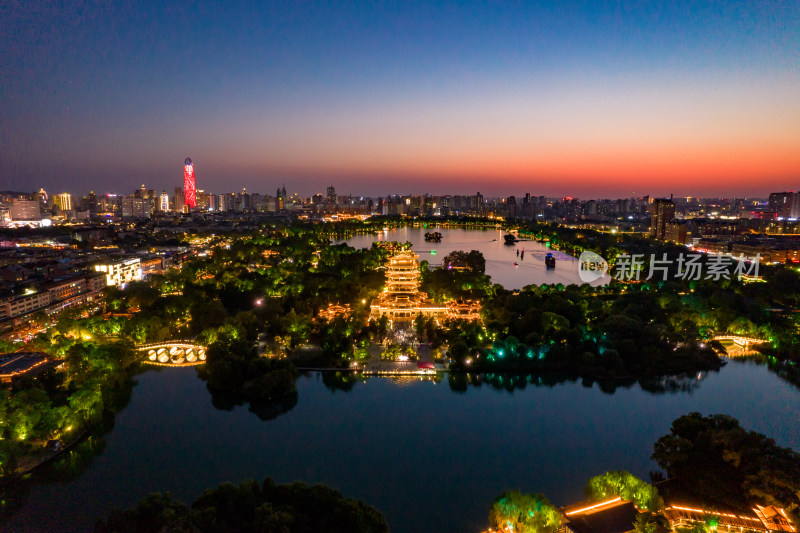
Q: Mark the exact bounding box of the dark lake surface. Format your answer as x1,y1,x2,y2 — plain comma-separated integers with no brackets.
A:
3,360,799,533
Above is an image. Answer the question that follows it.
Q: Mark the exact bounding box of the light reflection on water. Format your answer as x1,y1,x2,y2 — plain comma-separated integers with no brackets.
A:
2,359,798,533
339,226,611,289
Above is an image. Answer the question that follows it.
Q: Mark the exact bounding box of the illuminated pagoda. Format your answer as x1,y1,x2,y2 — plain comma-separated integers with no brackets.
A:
369,249,481,326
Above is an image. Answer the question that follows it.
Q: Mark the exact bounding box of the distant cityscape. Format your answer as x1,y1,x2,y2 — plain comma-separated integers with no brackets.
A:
2,163,799,335
4,182,800,226
1,159,799,223
2,158,800,268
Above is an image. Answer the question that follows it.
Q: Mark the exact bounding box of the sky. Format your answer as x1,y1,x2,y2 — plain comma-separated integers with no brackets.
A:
1,1,799,198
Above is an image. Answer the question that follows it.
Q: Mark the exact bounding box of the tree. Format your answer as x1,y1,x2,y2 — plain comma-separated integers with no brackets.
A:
489,491,561,533
97,492,191,533
96,477,389,533
652,413,800,521
281,310,312,348
0,439,19,477
68,382,104,424
585,471,664,511
633,512,669,532
376,315,389,341
414,313,426,340
190,299,228,335
441,250,486,273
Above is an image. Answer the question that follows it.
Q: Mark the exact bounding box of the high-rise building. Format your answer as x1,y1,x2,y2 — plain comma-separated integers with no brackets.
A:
472,192,484,213
664,221,688,244
159,190,170,211
326,186,336,204
790,193,800,219
238,187,250,211
251,192,262,211
86,191,98,212
122,197,150,218
196,190,210,211
650,198,676,240
10,199,41,221
769,191,793,217
98,194,119,214
55,192,72,211
276,186,287,211
184,157,197,209
220,193,235,211
174,187,183,211
37,188,48,208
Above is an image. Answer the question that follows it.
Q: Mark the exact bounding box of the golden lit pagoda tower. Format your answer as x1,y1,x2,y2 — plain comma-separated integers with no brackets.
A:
385,250,421,294
370,249,444,324
369,247,482,327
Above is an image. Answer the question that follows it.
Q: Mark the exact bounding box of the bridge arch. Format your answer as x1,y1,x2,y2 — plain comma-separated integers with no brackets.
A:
137,342,207,367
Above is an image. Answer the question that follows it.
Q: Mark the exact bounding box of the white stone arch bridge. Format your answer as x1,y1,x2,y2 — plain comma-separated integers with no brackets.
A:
137,342,207,366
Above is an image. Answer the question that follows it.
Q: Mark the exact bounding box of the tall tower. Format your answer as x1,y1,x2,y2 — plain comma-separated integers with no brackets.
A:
184,157,197,209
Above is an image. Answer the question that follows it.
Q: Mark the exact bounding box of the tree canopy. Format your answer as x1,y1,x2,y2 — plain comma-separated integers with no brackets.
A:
652,413,800,521
584,470,664,511
95,477,389,533
488,490,561,533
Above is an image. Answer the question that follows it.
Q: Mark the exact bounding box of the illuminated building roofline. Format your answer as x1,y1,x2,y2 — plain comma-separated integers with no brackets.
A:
370,249,481,324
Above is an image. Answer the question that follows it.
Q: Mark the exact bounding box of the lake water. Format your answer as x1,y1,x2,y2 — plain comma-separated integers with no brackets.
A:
3,229,797,532
3,360,799,533
339,226,611,289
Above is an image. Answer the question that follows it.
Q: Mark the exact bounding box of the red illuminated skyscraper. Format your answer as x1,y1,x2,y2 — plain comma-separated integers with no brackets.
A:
183,157,197,209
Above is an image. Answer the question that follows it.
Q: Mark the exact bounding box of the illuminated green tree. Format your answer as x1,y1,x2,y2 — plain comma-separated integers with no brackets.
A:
489,491,560,533
585,471,664,511
7,388,50,441
67,381,104,424
281,310,312,348
633,512,669,532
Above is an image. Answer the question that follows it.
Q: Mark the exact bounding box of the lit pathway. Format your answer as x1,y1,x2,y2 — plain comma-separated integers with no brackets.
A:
713,334,766,357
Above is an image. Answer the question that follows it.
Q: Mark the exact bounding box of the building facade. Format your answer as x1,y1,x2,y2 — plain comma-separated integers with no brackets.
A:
650,198,676,240
94,258,143,286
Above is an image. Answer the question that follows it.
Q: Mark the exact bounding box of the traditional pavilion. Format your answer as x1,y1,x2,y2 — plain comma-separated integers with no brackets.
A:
317,303,352,322
369,249,481,326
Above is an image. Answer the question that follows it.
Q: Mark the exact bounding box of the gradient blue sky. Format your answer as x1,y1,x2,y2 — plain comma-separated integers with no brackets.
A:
2,1,798,198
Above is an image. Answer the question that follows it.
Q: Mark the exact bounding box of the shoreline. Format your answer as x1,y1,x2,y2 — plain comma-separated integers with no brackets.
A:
1,426,91,484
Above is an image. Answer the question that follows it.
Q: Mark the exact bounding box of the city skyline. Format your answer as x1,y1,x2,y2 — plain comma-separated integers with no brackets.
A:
3,3,800,530
2,2,799,197
7,179,799,203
